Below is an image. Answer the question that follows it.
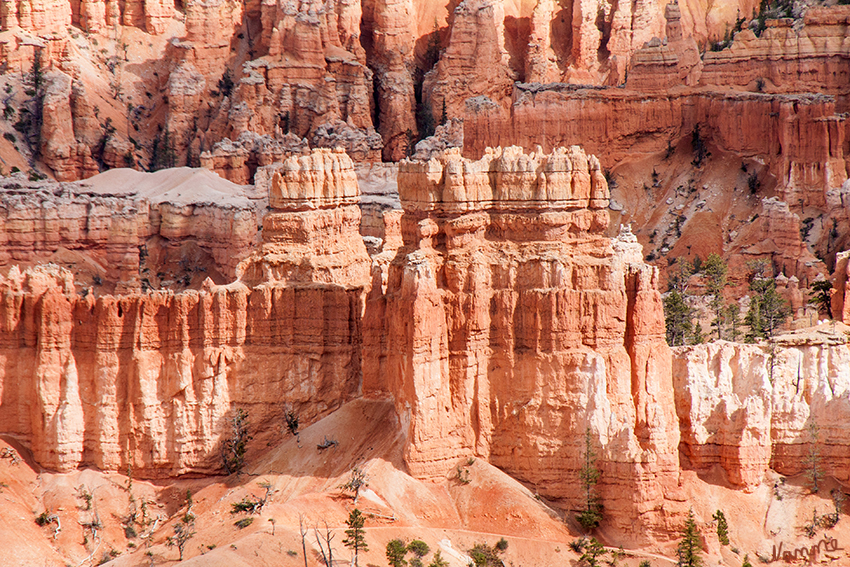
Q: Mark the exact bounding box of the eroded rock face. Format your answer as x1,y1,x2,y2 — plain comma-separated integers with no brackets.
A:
700,7,850,94
0,169,264,293
364,146,683,543
0,149,371,477
0,265,364,476
674,336,850,490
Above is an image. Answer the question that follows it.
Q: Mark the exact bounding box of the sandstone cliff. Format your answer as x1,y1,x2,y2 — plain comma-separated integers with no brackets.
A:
363,146,684,542
0,168,265,292
673,331,850,490
0,149,370,478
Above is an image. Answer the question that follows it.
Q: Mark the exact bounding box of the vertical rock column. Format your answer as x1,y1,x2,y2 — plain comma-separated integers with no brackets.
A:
370,146,683,544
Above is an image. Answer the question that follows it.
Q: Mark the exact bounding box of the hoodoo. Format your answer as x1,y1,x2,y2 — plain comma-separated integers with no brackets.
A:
364,146,683,541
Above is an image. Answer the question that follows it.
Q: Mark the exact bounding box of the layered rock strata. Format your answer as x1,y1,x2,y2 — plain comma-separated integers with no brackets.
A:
464,87,847,202
700,7,850,95
0,168,264,292
364,146,683,542
674,335,850,490
0,149,370,477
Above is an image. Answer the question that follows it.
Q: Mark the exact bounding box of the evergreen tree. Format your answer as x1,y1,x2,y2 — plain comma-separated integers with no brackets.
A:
576,427,603,531
703,253,728,340
745,276,789,341
809,279,833,319
668,258,695,294
387,539,408,567
578,537,607,567
676,509,703,567
408,540,430,567
664,290,693,346
712,510,729,546
428,550,449,567
725,303,741,342
343,508,368,567
690,321,706,345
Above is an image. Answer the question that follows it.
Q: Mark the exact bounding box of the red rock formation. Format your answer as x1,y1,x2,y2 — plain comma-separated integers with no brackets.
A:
0,149,370,477
364,146,683,543
423,0,515,123
701,7,850,95
674,335,850,490
627,2,703,90
725,197,827,290
833,250,850,324
464,87,847,214
0,168,264,291
367,0,418,161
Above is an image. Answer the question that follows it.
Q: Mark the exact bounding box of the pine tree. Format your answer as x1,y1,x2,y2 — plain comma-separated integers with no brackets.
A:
691,320,706,345
387,539,408,567
725,303,741,342
703,253,728,340
809,279,833,319
805,421,823,493
576,427,603,531
746,279,789,340
428,550,449,567
677,509,703,567
664,290,694,346
712,510,729,546
578,537,607,567
343,508,368,567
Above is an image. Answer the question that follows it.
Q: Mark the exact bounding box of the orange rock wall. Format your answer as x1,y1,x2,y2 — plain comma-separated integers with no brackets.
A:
463,88,848,205
0,267,363,477
0,176,262,291
700,7,850,95
0,149,371,478
674,340,850,490
364,147,683,543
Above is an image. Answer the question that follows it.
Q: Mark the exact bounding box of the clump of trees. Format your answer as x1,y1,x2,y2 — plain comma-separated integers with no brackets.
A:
386,538,449,567
663,254,794,346
744,261,790,341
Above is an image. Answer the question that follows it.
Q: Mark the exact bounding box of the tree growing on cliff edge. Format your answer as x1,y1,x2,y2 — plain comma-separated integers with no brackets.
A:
664,290,694,347
744,260,790,341
677,509,704,567
343,508,368,567
809,279,834,319
222,408,252,474
576,427,603,532
703,253,729,340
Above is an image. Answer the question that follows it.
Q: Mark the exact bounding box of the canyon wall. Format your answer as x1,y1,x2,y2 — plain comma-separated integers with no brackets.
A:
0,149,370,477
463,87,848,205
0,0,761,183
0,168,265,292
363,146,684,542
673,335,850,490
